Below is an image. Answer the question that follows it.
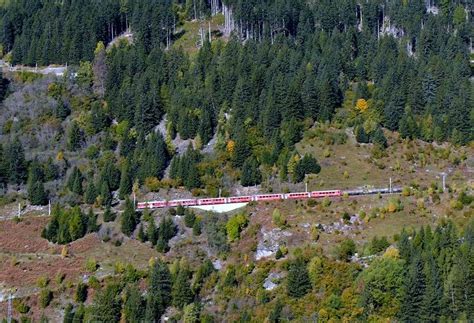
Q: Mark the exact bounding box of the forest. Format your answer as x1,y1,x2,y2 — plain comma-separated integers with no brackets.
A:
0,0,472,321
0,0,472,208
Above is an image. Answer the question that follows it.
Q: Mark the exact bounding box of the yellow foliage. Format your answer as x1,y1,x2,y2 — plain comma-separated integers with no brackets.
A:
61,245,68,258
56,151,64,161
355,98,368,112
387,202,397,213
226,140,235,154
144,177,161,192
383,246,400,259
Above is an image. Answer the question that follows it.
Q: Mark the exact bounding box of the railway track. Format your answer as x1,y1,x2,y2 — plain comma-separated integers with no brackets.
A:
136,186,402,210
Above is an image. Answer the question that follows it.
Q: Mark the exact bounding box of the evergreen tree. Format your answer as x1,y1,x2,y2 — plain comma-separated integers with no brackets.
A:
172,267,194,309
371,126,388,148
103,205,115,222
147,217,158,246
27,158,48,205
422,255,443,321
89,283,122,322
100,181,112,207
121,197,138,236
240,157,262,187
145,260,172,322
66,121,84,151
5,138,27,185
124,285,145,323
86,208,99,233
399,254,426,322
84,181,97,205
184,209,196,228
286,258,312,298
119,159,132,199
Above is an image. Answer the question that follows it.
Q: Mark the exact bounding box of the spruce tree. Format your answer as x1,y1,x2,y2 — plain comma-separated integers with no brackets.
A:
103,205,115,222
145,260,172,322
84,181,97,205
27,158,48,205
121,197,137,236
241,157,262,187
399,254,426,322
119,159,132,199
66,121,84,151
5,138,27,185
124,285,145,323
86,208,99,233
172,267,194,309
286,258,312,298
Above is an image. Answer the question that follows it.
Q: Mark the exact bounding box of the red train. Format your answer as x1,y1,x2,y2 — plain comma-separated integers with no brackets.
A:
136,190,342,210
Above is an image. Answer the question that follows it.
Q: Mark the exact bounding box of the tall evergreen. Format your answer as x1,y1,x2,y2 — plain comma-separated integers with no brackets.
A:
145,260,172,322
121,197,138,236
27,158,48,205
286,258,312,298
400,254,426,322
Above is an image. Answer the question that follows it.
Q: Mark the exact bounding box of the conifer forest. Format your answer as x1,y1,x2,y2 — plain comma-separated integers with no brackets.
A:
0,0,472,322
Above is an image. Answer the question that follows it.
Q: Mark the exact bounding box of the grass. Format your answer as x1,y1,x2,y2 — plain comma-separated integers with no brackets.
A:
173,14,225,54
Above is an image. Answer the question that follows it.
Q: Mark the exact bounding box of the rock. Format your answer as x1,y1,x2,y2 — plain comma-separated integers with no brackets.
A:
255,228,292,261
263,272,283,291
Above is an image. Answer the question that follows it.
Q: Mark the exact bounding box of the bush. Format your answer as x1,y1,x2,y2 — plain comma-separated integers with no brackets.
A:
13,299,30,314
84,258,98,272
36,276,49,288
39,289,52,308
75,282,88,303
336,239,356,261
226,213,249,242
272,209,287,228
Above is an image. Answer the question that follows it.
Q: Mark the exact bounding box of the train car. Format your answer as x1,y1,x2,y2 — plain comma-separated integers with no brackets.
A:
198,198,227,205
136,202,150,209
310,190,342,198
151,200,168,208
286,192,311,199
168,199,197,207
255,194,284,201
228,196,253,203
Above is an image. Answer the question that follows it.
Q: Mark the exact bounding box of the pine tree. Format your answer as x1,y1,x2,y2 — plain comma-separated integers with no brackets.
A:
100,181,112,207
286,258,312,298
84,181,97,205
86,208,99,233
422,255,443,321
5,138,27,185
66,121,84,151
147,218,158,246
184,209,196,228
371,126,388,148
137,224,147,242
240,157,262,187
89,283,122,322
124,285,145,323
103,205,115,222
145,260,172,322
121,197,137,236
172,267,194,308
399,254,426,322
27,158,48,205
119,159,132,199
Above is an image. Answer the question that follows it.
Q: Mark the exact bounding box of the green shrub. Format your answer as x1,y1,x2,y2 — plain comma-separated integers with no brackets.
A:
39,289,52,308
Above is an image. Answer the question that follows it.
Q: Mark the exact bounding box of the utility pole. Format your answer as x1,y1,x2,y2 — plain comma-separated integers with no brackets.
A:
389,177,392,193
18,203,21,217
48,200,51,216
7,292,12,323
219,188,222,198
441,173,446,193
